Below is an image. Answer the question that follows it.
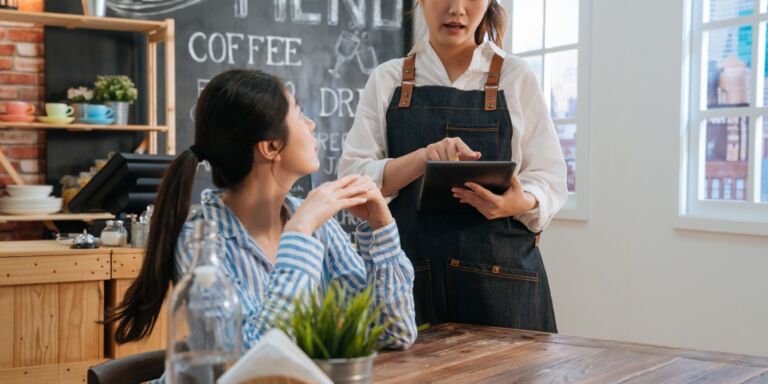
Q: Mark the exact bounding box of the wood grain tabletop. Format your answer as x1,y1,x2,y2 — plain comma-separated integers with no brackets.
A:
373,323,768,383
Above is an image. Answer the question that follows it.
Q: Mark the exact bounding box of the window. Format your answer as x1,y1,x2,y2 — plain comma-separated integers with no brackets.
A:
504,0,591,220
685,0,768,227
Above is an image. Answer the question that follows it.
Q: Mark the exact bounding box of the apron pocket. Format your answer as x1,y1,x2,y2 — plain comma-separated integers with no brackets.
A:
445,123,500,160
412,259,434,326
446,258,540,329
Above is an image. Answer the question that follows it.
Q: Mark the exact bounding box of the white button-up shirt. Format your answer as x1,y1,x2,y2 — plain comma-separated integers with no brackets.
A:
338,40,568,232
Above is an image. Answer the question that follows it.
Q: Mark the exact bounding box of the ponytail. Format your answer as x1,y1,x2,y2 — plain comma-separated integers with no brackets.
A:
106,149,199,343
475,0,507,48
105,69,290,343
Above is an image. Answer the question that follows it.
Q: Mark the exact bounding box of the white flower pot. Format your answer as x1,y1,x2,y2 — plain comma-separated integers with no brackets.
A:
71,102,89,122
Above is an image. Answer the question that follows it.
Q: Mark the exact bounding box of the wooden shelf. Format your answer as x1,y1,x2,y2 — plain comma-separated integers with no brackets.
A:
0,121,168,132
0,9,175,228
0,9,168,35
0,212,114,223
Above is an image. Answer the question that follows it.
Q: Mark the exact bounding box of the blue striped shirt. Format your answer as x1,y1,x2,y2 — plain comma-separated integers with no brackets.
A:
175,189,417,350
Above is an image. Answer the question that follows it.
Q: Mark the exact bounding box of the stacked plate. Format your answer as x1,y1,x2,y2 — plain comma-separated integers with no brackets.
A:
0,185,62,215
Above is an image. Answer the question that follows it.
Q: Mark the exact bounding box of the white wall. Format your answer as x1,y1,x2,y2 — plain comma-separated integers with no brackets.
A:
542,0,768,357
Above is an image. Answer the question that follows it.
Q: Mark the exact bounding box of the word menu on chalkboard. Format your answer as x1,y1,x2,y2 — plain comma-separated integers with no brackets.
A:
109,0,411,231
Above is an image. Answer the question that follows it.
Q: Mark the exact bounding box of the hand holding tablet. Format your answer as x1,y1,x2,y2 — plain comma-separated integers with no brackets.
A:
417,161,517,213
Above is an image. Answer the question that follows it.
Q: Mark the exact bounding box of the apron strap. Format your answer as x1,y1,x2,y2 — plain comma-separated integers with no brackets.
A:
398,54,416,108
485,53,504,111
399,53,503,110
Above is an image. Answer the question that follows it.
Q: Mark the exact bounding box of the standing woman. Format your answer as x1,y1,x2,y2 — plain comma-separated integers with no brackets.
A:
339,0,567,332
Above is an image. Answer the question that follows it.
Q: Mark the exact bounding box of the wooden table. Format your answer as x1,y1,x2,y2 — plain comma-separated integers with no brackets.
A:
374,323,768,383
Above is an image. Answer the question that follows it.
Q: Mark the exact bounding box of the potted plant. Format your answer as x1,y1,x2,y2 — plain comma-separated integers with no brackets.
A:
67,86,93,122
281,283,391,384
93,75,138,125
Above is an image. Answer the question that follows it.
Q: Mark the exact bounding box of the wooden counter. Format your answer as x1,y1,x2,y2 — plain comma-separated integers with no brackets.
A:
0,241,165,383
375,323,768,383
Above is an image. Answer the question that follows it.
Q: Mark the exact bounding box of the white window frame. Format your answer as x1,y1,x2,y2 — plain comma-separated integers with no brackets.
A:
680,0,768,236
502,0,592,221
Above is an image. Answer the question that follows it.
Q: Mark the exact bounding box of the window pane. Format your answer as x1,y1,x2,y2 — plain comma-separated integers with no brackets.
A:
706,0,753,23
524,55,543,89
557,124,577,192
762,24,768,106
762,118,768,202
546,49,578,119
705,25,753,109
704,116,749,201
512,0,543,53
545,0,579,48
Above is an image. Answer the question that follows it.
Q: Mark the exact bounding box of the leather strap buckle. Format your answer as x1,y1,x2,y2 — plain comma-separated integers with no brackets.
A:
398,55,416,108
484,85,498,111
484,54,504,111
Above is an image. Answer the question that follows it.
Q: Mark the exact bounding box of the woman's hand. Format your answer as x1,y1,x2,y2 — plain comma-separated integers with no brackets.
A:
285,175,370,235
380,138,480,198
423,137,482,162
451,175,538,220
345,175,394,230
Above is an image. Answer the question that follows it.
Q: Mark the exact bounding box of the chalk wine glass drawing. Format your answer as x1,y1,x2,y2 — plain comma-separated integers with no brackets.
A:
355,32,379,75
328,30,362,79
328,30,380,78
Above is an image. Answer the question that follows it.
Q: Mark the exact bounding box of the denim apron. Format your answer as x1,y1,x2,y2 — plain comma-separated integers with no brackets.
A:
385,54,557,332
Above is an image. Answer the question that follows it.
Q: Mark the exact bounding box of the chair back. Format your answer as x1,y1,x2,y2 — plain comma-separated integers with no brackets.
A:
87,350,166,384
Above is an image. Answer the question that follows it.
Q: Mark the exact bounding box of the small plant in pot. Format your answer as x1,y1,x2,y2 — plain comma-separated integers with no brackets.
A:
281,282,391,384
93,75,138,125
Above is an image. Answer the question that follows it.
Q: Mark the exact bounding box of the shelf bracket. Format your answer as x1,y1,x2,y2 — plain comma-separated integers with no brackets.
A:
0,147,24,185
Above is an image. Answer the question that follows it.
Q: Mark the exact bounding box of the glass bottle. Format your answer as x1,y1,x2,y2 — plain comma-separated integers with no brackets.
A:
166,220,242,384
100,220,127,247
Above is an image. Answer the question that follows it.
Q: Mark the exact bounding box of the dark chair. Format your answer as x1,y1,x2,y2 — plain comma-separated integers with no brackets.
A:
88,350,166,384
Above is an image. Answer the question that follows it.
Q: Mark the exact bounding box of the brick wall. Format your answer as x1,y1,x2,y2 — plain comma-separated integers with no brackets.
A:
0,1,46,240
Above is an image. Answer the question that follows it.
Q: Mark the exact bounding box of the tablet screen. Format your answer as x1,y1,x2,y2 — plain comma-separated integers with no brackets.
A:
417,161,517,213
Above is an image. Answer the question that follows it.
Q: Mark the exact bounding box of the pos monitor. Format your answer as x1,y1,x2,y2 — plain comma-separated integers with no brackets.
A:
68,153,174,215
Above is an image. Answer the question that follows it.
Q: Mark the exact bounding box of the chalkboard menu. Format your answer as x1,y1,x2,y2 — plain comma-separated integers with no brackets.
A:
107,0,411,230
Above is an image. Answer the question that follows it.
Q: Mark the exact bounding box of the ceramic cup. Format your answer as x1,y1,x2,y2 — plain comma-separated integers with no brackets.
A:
85,104,114,119
45,103,74,118
5,101,36,116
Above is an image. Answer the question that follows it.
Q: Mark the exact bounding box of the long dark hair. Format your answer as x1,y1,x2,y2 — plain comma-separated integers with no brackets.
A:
106,70,290,343
475,0,507,48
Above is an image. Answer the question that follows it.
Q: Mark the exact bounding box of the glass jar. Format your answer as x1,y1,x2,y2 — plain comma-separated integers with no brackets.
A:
60,175,80,213
101,220,128,247
78,171,93,188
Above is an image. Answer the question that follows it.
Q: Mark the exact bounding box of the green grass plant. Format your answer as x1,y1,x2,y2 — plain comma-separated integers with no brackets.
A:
282,282,391,359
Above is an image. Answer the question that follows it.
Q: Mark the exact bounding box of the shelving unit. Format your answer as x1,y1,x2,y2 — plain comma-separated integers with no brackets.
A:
0,9,175,223
0,121,169,131
0,212,114,223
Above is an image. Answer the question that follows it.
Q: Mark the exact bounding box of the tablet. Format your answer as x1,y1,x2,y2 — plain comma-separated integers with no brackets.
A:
417,161,517,213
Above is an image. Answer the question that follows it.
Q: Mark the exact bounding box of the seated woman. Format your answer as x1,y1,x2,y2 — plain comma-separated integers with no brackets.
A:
108,69,417,353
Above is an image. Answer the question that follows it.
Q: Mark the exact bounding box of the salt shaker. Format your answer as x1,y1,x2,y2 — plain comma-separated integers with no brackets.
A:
101,220,128,247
